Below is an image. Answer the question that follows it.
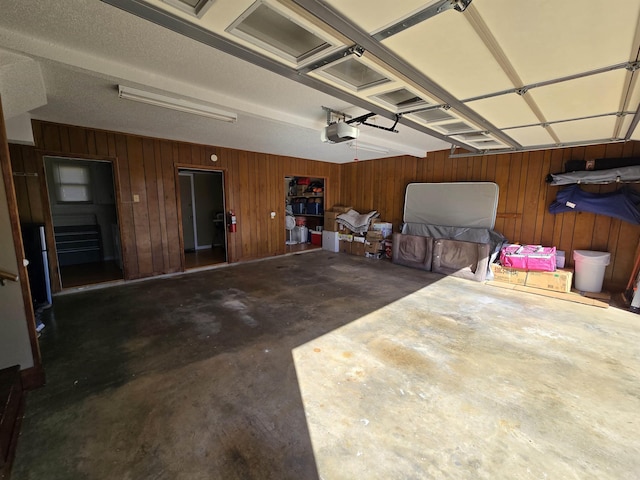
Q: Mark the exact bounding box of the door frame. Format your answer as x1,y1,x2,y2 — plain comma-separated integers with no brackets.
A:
175,165,227,269
36,151,126,293
178,171,198,251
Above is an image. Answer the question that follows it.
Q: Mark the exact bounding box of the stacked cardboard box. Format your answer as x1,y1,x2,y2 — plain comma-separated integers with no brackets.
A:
489,263,573,293
324,205,352,232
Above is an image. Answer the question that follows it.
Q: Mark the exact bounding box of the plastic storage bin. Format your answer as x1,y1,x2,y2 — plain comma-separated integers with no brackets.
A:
573,250,610,293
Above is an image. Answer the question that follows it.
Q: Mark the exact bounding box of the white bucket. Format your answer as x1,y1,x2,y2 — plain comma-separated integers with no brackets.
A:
573,250,610,293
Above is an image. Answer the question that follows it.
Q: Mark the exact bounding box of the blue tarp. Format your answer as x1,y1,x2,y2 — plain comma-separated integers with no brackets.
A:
548,185,640,224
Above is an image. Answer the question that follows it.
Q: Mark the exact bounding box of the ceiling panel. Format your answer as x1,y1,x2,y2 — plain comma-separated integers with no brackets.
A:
381,9,515,99
632,123,640,141
528,70,628,123
323,0,437,34
552,116,618,143
619,115,636,139
503,126,555,147
466,94,539,129
474,0,640,84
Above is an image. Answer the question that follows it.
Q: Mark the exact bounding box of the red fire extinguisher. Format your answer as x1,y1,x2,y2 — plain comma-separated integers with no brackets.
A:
228,210,237,233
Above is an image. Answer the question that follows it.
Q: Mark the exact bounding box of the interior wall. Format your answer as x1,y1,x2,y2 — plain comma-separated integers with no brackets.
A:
25,120,341,283
340,142,640,290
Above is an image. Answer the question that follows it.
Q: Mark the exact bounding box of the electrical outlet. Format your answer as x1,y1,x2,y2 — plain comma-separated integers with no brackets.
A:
133,194,140,203
270,211,276,219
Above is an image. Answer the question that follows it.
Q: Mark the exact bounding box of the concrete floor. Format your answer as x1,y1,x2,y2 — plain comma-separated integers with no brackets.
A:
12,252,640,479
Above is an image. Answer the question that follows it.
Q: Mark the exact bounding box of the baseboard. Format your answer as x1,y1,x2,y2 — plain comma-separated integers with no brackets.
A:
20,365,45,391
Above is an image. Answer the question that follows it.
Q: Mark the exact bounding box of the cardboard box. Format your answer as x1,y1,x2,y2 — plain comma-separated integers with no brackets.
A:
324,211,340,232
490,264,527,286
366,230,384,241
338,233,353,242
352,235,365,243
339,240,352,255
370,220,393,238
351,241,365,256
525,269,573,293
365,240,384,254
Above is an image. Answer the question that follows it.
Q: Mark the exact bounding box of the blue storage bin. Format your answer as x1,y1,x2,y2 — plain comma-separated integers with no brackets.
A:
292,202,305,215
306,202,323,215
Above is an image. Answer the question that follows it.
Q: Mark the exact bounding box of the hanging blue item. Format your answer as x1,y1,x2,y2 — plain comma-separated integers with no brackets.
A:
548,185,640,225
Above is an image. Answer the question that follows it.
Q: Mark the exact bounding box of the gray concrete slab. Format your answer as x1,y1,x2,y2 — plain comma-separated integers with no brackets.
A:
12,252,640,479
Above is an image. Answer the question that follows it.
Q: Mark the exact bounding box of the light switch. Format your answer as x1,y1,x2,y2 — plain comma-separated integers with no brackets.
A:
133,194,140,203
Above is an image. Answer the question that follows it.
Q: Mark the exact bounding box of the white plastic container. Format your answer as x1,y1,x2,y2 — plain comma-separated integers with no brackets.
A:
573,250,610,293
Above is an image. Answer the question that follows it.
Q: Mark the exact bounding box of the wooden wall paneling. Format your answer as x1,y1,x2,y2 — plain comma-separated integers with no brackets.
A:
41,123,62,152
502,153,523,241
431,150,445,182
513,152,530,242
546,149,565,248
129,134,155,276
253,154,265,258
492,154,511,236
532,150,552,245
22,147,44,224
116,135,138,278
237,151,252,259
141,138,163,274
58,126,71,153
67,126,88,155
94,131,110,157
159,140,180,272
8,145,30,223
518,151,542,244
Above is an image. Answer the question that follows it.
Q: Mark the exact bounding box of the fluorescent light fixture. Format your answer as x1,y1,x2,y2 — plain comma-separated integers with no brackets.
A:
118,85,237,123
346,141,389,154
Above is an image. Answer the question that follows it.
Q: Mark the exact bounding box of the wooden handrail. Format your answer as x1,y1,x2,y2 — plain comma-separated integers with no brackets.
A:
0,269,18,286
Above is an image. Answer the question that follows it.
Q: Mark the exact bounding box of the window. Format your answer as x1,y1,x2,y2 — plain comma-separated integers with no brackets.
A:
161,0,214,18
371,88,432,113
314,56,391,92
54,163,92,203
227,1,340,66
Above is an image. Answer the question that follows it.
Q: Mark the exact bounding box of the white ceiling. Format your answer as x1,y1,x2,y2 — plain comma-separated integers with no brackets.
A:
0,0,639,163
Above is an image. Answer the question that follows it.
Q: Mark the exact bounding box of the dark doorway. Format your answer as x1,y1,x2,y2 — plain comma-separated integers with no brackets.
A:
44,157,123,288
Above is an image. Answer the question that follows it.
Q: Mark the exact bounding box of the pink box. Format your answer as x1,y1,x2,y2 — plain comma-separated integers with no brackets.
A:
500,244,556,272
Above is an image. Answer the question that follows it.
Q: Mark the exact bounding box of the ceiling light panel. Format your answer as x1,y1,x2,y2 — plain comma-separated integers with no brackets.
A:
474,0,640,84
405,108,457,125
631,122,640,141
381,9,515,99
527,70,628,123
308,53,413,97
450,132,506,150
466,94,539,129
369,86,436,113
323,0,440,34
502,126,555,147
430,120,479,135
619,114,637,139
552,116,618,143
225,0,346,68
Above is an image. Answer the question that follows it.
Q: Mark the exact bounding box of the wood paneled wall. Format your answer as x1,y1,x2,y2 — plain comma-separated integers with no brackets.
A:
12,119,640,291
15,121,339,287
340,142,640,290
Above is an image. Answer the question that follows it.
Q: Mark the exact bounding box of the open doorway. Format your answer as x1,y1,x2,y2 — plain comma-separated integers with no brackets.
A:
178,169,226,269
44,157,123,288
284,176,324,253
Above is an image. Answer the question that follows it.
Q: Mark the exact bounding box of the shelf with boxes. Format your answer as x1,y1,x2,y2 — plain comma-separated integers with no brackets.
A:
286,176,324,217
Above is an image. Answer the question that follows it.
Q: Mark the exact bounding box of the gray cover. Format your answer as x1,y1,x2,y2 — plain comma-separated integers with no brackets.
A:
547,165,640,185
404,182,499,229
402,223,506,258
